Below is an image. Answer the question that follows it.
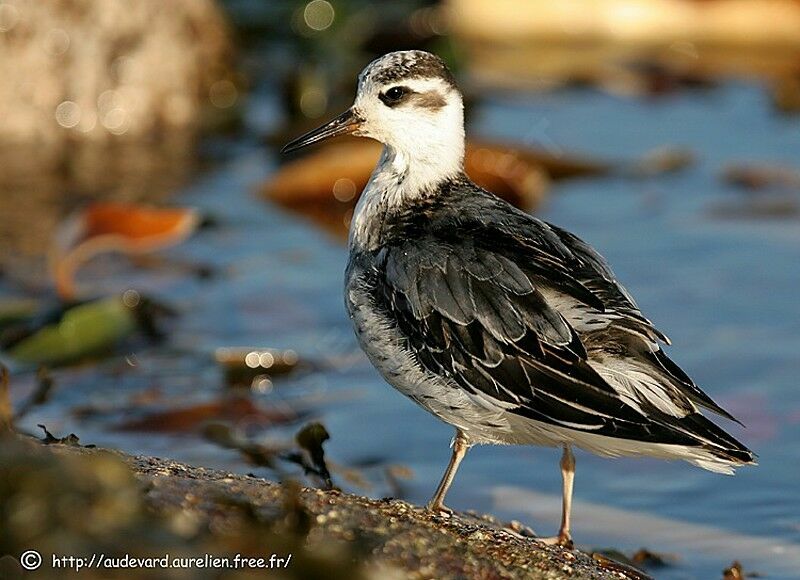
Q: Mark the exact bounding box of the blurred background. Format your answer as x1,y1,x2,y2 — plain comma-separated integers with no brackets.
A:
1,1,799,577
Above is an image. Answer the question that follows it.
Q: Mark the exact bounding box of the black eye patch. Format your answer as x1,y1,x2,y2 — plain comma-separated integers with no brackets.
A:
379,86,412,107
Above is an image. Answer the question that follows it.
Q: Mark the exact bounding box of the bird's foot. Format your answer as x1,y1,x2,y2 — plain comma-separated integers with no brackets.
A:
539,531,573,549
425,501,453,517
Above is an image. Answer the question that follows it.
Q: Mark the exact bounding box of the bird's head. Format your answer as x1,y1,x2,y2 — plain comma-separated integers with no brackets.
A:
282,51,465,185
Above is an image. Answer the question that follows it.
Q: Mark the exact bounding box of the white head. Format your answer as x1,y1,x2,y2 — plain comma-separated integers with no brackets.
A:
283,51,465,193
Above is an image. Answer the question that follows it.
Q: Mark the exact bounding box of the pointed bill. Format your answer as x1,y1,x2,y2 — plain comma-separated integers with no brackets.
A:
281,108,363,154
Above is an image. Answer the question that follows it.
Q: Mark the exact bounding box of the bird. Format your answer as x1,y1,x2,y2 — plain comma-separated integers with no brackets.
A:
282,50,755,546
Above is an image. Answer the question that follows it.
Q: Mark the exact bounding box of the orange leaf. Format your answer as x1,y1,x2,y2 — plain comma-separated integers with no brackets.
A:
50,203,199,301
262,138,553,238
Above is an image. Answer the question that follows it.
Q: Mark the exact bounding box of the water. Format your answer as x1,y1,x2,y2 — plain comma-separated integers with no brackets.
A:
8,81,800,578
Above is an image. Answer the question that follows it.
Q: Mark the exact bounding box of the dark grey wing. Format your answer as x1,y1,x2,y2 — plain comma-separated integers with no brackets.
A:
542,222,741,423
456,196,739,424
374,236,721,447
543,224,671,344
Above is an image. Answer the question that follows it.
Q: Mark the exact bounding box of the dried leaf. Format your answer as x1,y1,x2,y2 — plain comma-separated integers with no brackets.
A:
293,422,333,490
116,396,303,433
51,202,200,301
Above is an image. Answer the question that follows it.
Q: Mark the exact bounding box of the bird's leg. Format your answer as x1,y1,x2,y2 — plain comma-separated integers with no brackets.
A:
426,429,469,514
541,445,576,548
557,445,576,546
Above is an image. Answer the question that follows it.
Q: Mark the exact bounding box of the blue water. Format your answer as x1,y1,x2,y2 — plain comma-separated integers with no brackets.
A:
11,82,800,578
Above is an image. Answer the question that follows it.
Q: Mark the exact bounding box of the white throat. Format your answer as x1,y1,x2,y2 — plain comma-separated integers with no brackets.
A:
348,83,465,251
348,138,463,252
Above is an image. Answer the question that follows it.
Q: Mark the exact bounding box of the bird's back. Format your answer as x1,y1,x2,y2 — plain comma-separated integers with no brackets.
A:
346,175,755,472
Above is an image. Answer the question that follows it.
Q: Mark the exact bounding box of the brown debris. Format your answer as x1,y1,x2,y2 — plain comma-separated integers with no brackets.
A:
265,136,697,238
0,364,12,433
37,424,94,447
116,396,303,433
772,72,800,115
630,547,675,568
293,422,333,490
722,560,763,579
722,163,800,192
215,347,301,389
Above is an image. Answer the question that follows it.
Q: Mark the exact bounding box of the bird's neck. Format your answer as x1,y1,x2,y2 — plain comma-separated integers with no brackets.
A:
349,141,464,252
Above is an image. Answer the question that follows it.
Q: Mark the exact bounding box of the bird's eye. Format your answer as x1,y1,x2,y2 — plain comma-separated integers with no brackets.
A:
380,86,408,106
386,87,404,100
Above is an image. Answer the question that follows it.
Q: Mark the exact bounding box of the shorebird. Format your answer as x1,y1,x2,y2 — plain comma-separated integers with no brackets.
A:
283,50,755,546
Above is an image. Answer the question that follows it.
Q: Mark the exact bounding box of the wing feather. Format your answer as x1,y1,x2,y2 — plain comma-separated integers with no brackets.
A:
367,182,751,460
377,238,699,443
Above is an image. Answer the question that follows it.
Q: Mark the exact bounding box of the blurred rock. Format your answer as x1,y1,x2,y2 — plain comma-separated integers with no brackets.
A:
447,1,800,93
0,436,380,580
448,0,800,46
0,0,236,281
0,0,235,144
15,440,632,579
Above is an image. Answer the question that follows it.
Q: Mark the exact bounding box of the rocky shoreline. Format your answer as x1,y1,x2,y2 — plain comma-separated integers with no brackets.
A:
0,436,646,579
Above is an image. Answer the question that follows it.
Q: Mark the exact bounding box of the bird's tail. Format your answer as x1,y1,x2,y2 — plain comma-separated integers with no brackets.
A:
660,410,756,474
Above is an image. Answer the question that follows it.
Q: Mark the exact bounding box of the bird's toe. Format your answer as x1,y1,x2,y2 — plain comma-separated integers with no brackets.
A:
425,501,454,517
539,532,573,549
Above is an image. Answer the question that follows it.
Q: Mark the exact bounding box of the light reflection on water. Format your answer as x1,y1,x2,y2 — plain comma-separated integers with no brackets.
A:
9,82,800,579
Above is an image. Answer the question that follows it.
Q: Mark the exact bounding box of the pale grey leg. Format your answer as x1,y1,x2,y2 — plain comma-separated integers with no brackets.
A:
426,429,469,513
542,445,576,547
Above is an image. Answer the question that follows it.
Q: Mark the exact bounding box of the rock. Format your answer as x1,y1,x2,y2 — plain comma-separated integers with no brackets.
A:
1,437,639,579
447,0,800,93
0,0,235,144
448,0,800,46
0,0,236,279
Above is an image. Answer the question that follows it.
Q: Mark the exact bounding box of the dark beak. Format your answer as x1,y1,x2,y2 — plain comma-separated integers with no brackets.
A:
281,108,362,154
